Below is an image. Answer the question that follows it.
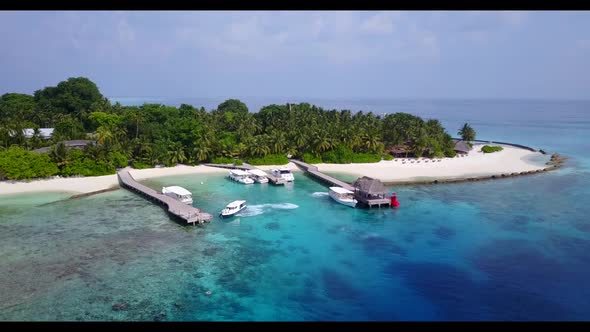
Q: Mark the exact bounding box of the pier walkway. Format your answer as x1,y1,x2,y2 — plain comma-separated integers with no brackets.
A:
289,159,355,191
117,169,213,225
203,163,286,185
290,159,391,208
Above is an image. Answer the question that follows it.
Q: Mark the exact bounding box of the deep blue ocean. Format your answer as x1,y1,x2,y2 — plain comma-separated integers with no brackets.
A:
1,99,589,321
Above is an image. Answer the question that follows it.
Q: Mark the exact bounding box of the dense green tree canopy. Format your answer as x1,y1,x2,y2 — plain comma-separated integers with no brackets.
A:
0,76,470,180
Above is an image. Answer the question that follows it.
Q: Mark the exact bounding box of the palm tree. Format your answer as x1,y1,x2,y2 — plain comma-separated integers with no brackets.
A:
313,134,332,154
169,144,187,165
458,123,476,142
50,142,68,168
30,127,43,149
128,109,144,139
96,126,113,146
193,145,211,163
0,126,9,149
248,137,270,157
361,133,380,153
270,130,287,154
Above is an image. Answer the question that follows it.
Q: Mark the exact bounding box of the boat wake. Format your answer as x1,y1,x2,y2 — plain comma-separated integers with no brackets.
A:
236,203,299,217
311,192,329,198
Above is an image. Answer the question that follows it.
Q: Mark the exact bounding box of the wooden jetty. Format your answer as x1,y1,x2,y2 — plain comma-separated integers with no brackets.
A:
289,159,354,190
203,163,286,185
290,159,391,208
117,169,213,225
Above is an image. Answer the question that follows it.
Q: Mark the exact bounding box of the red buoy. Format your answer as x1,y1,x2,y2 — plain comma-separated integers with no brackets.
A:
391,193,400,208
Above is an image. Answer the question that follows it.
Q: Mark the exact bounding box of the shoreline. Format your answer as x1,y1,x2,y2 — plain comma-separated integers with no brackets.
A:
0,146,564,198
0,165,228,197
311,144,558,185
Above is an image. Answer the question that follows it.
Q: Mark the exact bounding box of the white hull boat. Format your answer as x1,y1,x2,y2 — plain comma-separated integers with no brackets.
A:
220,200,247,218
228,169,255,184
271,167,294,182
328,186,357,208
246,169,269,183
162,186,193,205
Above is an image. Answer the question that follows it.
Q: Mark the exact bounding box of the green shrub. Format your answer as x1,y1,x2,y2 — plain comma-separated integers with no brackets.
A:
247,154,288,166
482,145,503,153
321,145,354,164
132,162,153,169
321,150,340,163
302,152,323,164
107,151,128,168
212,156,243,165
444,149,457,158
350,153,382,163
61,150,115,176
382,154,394,161
0,146,59,180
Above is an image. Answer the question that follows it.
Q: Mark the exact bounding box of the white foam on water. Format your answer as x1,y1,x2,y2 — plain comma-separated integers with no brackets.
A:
269,203,299,209
236,205,265,217
311,192,329,197
235,203,299,217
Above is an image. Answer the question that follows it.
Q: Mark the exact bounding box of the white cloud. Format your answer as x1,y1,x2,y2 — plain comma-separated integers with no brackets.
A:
173,11,439,64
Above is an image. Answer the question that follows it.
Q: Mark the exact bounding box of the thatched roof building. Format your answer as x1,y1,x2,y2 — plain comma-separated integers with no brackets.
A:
352,176,388,196
352,176,391,207
453,139,472,154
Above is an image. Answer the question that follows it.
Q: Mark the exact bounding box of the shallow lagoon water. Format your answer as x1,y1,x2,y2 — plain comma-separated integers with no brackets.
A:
1,100,590,321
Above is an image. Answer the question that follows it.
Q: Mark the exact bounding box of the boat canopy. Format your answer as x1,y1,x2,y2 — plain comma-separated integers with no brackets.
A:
163,186,192,196
230,169,250,176
247,169,268,177
329,186,354,194
226,200,246,208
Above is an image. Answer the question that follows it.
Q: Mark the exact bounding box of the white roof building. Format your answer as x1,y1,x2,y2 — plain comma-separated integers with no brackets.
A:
24,128,54,139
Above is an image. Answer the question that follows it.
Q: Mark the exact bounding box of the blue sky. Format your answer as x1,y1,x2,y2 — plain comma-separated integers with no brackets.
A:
0,11,589,99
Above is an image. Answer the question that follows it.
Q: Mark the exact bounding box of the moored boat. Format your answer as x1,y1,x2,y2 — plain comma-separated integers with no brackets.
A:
228,169,255,184
328,186,357,208
271,167,294,182
220,200,247,217
162,186,193,205
246,169,269,183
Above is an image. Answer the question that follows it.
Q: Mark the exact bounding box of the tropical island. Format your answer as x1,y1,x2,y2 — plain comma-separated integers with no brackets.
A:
0,77,559,196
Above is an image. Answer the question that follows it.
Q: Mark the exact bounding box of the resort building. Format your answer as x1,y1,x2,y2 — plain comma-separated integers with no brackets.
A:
453,139,472,155
388,146,410,158
352,176,391,208
8,128,54,139
24,128,54,139
32,140,96,153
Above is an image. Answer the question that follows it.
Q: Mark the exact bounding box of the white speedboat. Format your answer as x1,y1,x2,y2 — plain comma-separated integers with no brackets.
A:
328,187,357,208
220,200,247,218
228,169,254,184
246,169,269,183
162,186,193,205
271,167,294,182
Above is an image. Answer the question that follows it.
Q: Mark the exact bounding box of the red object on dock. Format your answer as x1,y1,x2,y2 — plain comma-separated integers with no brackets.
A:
391,193,400,208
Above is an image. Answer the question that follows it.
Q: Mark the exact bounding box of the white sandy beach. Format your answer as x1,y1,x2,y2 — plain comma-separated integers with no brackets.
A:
0,145,551,196
0,165,227,196
314,144,551,183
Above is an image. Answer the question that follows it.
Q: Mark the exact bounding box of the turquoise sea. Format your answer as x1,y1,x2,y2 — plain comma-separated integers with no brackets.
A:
1,99,589,321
